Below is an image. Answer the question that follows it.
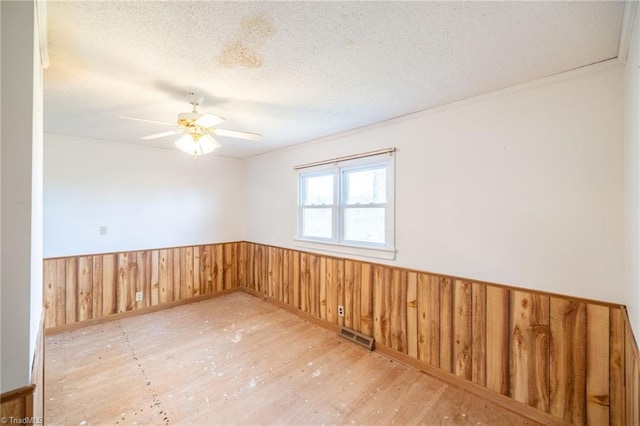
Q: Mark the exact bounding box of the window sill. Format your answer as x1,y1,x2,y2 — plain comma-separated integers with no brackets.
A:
294,238,396,261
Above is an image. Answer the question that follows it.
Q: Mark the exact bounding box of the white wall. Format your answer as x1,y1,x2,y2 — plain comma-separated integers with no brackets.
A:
1,0,43,393
30,0,44,373
246,64,625,304
624,6,640,338
44,134,246,258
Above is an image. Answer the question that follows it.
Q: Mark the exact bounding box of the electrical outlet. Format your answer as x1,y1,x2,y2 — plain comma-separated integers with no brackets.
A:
135,291,143,302
99,225,108,235
338,305,345,317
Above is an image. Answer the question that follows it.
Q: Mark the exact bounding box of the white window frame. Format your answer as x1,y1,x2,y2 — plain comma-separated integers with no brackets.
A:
295,152,396,260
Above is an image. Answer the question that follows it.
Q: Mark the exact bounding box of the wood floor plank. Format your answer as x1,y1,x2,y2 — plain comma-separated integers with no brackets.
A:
45,292,543,426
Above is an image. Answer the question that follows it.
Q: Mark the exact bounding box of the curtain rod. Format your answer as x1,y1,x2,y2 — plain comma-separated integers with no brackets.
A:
294,148,395,170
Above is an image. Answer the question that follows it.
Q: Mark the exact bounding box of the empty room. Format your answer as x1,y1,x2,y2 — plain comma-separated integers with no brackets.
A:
2,1,640,425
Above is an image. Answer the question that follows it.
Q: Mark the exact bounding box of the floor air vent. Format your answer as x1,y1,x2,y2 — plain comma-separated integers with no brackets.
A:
338,326,374,351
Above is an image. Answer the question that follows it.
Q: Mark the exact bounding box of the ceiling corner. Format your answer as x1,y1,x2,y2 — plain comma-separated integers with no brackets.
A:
617,1,639,65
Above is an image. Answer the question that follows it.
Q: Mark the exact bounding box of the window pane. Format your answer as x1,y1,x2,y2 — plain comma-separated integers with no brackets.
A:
345,167,386,204
304,174,333,205
344,208,385,243
302,208,332,238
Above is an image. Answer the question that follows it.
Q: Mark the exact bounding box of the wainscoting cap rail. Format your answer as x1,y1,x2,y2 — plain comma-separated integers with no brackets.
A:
294,148,395,170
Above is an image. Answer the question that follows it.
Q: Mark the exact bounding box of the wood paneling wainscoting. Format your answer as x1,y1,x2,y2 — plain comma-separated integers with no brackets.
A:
244,242,640,426
43,241,640,425
43,242,245,332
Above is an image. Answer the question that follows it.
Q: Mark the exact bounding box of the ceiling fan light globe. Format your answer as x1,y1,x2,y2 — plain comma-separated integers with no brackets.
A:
174,134,219,157
175,134,195,154
198,135,218,154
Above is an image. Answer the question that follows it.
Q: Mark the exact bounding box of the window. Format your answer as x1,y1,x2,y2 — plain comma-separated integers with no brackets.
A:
296,151,395,258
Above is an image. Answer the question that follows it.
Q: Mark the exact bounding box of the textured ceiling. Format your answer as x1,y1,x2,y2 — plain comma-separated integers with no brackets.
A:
44,1,625,159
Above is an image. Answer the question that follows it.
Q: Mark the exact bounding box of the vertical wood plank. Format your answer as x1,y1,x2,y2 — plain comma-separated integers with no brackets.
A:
127,252,139,311
352,261,362,333
193,247,201,297
151,250,160,305
440,277,454,373
143,250,152,307
282,249,291,305
253,244,264,294
406,272,418,359
215,243,222,291
200,245,211,295
292,250,300,309
373,265,390,347
471,282,486,386
117,253,128,313
102,255,116,316
244,243,254,290
252,244,260,292
360,263,373,337
416,274,428,363
136,251,148,308
275,248,284,300
172,248,182,302
212,244,223,292
390,269,407,353
252,244,259,293
92,256,103,318
276,247,284,300
43,260,57,328
55,259,66,327
510,291,550,412
336,259,345,327
300,252,309,312
258,245,268,294
158,250,169,304
318,257,326,319
609,308,625,426
309,254,320,317
373,265,383,345
486,286,510,395
586,304,609,426
266,247,278,300
453,280,472,380
382,268,392,346
345,261,366,334
550,298,586,424
183,247,193,298
77,257,93,321
224,243,237,290
344,260,354,329
329,258,340,323
65,258,77,324
237,242,245,288
321,258,330,322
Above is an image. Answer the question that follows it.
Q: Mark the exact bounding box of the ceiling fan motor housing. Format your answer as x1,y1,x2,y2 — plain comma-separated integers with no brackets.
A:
177,112,203,127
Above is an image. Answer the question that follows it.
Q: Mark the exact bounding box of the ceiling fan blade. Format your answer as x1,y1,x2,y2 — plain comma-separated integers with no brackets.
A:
196,113,224,127
118,116,175,126
213,128,261,141
140,130,181,140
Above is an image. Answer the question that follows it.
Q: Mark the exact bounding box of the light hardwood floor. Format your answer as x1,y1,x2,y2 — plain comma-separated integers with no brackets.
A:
45,292,541,425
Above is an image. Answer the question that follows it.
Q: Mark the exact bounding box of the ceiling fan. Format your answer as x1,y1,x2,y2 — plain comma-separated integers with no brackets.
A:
119,92,260,157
